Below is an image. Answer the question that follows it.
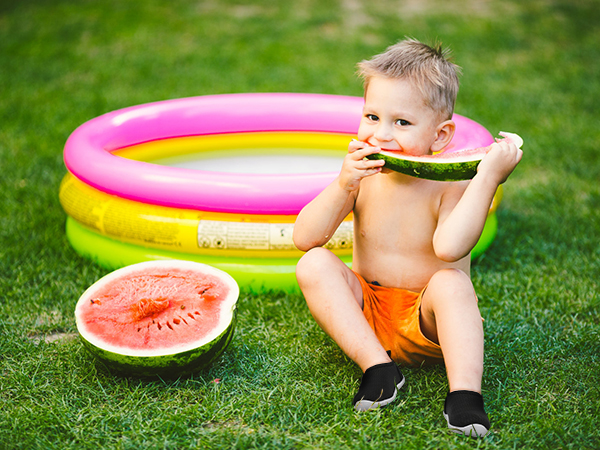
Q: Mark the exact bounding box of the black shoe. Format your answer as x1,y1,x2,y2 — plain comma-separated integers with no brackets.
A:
353,360,405,411
443,390,490,438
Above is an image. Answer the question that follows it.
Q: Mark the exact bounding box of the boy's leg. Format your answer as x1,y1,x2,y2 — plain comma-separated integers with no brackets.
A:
419,268,489,437
296,247,390,371
296,247,405,411
420,268,483,392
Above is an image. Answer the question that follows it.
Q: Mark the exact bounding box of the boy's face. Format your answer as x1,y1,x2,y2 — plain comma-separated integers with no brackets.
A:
358,75,446,157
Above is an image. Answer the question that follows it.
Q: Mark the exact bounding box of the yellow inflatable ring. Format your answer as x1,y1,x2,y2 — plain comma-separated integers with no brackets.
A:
60,173,353,259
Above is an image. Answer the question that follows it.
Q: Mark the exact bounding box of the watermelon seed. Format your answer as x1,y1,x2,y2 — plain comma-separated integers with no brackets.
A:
187,313,195,320
180,305,185,310
173,318,180,325
179,316,188,325
194,311,201,315
167,321,174,330
157,322,162,330
90,298,101,305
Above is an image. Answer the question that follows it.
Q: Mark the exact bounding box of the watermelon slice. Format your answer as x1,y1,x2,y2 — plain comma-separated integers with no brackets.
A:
365,132,523,181
75,260,239,377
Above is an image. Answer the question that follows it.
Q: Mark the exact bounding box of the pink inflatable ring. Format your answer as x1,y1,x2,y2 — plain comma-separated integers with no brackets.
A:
63,93,494,215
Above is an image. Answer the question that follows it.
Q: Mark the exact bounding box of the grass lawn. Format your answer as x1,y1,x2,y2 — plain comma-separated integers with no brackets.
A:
1,0,599,448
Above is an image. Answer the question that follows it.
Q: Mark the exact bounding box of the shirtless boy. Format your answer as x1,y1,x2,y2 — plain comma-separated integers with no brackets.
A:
293,39,522,438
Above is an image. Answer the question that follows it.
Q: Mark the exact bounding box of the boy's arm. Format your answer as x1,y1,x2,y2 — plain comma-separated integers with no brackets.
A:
433,140,523,261
293,141,384,251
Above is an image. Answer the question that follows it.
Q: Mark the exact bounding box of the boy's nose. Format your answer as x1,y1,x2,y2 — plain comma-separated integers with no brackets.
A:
374,123,393,142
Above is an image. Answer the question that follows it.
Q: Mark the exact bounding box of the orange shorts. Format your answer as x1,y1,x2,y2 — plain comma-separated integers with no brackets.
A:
354,272,444,367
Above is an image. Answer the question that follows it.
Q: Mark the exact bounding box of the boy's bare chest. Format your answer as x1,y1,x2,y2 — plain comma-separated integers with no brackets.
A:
354,176,442,251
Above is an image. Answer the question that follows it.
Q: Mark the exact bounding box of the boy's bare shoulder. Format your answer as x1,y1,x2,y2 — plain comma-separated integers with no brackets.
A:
441,179,470,196
435,179,470,213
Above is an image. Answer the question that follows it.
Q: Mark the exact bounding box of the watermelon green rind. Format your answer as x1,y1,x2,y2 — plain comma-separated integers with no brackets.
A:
367,152,480,181
78,312,236,378
75,260,239,378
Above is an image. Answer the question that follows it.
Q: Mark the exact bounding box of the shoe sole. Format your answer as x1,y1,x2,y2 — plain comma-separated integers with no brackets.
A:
353,377,405,412
443,412,489,438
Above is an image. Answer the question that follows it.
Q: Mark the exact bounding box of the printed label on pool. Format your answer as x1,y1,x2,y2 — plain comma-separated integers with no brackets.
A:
197,220,353,251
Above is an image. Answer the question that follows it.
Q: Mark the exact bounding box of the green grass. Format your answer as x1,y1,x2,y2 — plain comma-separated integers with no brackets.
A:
1,0,599,448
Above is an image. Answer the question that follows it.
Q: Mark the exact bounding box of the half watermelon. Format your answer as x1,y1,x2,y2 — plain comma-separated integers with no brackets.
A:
75,260,239,377
366,131,523,181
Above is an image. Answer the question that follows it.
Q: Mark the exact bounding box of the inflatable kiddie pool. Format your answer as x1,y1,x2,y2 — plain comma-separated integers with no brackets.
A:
60,93,499,292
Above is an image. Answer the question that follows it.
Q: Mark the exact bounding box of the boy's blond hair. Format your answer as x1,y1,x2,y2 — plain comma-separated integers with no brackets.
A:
357,38,461,120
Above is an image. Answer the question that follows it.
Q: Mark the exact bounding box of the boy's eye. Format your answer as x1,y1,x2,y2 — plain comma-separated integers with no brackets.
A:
366,114,379,122
396,119,410,126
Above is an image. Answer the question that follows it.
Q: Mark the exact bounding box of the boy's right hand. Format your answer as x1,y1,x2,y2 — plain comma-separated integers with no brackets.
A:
338,140,386,192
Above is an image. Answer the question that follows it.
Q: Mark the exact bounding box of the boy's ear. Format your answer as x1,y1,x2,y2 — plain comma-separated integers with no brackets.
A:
431,120,455,152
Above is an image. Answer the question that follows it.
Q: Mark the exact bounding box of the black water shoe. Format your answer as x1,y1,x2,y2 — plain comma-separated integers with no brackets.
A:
443,390,490,438
353,360,405,411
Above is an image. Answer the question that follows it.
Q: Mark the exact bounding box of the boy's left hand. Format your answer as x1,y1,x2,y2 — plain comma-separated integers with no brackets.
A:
476,140,523,185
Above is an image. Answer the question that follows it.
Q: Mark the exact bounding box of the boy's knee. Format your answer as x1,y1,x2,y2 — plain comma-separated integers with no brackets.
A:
428,268,474,299
296,247,336,285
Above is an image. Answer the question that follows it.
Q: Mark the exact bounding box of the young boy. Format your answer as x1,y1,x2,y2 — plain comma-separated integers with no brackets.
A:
293,39,522,438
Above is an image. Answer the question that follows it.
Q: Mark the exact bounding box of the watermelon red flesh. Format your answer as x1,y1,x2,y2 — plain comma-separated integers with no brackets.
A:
75,260,239,377
79,270,224,353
